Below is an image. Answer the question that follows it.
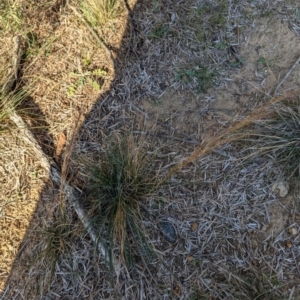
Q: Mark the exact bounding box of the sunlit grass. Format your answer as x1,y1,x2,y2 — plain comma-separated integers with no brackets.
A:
0,0,23,33
81,0,122,26
0,89,27,133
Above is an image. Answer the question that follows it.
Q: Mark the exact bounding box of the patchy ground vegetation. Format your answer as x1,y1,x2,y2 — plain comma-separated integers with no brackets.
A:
1,0,300,299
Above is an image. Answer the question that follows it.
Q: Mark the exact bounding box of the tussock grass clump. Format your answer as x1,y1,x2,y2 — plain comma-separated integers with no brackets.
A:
81,0,122,26
241,101,300,178
0,89,26,132
161,91,300,184
37,213,78,293
40,219,74,273
81,134,160,270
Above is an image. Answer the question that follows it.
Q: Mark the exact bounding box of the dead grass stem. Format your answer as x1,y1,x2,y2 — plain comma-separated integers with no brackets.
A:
161,90,300,185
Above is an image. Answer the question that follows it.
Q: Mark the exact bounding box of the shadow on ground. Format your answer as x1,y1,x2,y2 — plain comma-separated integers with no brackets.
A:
0,1,148,298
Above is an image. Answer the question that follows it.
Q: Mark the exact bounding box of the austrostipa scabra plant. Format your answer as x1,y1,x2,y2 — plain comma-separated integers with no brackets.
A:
238,98,300,178
37,206,81,295
81,0,122,26
39,218,74,282
0,88,27,133
80,133,160,273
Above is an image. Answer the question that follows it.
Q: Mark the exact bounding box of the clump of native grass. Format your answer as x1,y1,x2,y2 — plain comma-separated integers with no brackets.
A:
81,0,122,26
74,91,299,275
0,87,27,133
79,133,160,272
160,91,300,184
37,204,80,293
40,218,74,275
239,99,300,178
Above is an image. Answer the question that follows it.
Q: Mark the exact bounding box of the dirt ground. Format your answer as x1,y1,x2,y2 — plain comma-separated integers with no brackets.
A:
1,0,300,299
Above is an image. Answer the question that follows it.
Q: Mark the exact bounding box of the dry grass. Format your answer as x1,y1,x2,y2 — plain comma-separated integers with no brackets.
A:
161,90,300,185
0,0,23,34
0,131,47,293
81,0,123,26
237,99,300,178
0,89,26,133
1,0,300,299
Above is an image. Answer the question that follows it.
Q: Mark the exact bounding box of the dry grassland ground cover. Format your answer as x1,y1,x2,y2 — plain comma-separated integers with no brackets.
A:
1,0,300,299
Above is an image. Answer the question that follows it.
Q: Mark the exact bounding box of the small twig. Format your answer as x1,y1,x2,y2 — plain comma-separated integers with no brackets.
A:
10,113,51,171
274,56,300,95
12,36,22,81
3,36,23,92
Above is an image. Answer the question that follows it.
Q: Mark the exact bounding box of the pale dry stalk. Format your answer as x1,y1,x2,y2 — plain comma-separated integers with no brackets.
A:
160,89,300,185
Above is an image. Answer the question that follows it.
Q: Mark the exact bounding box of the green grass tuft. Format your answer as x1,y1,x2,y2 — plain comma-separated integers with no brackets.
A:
81,0,122,26
0,89,27,133
176,66,218,93
38,216,76,288
148,24,170,39
81,134,160,271
241,101,300,178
